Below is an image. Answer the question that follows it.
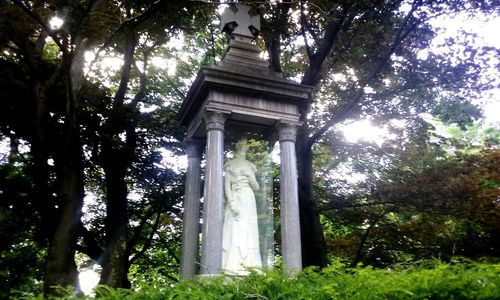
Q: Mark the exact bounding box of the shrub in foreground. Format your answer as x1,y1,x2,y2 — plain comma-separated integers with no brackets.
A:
38,260,500,299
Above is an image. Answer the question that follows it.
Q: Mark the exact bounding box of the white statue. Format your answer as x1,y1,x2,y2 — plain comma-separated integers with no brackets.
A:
222,139,262,274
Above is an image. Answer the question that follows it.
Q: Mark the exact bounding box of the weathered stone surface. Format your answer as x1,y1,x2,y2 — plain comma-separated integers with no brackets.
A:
200,111,227,275
222,139,262,275
220,4,260,39
178,39,313,140
278,123,302,273
179,4,312,277
180,139,203,278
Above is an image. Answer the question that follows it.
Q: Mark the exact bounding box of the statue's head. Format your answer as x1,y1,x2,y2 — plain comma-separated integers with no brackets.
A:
234,138,248,153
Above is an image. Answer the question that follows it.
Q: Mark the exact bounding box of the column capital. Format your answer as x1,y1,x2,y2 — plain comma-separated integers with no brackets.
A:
204,111,228,133
278,123,297,143
184,138,204,158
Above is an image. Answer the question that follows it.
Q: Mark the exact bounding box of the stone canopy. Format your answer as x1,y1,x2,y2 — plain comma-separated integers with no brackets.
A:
178,4,313,278
178,39,313,140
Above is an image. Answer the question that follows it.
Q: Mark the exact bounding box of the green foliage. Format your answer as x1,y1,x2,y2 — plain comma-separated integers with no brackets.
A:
1,0,499,294
1,0,218,293
43,260,500,299
323,141,500,266
428,120,500,154
0,158,46,299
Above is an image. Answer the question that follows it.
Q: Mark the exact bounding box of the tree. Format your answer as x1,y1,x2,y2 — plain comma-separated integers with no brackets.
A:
322,136,500,266
259,0,499,267
0,0,214,294
1,1,89,293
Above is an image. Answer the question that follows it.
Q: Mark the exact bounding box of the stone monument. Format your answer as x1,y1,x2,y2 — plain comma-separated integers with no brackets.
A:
179,4,313,278
222,138,261,275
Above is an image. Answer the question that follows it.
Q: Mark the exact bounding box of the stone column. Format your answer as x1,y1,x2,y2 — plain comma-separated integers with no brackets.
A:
200,111,227,275
180,139,203,278
278,123,302,273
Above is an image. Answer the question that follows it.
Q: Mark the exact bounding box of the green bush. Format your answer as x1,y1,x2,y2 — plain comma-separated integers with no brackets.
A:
46,260,500,299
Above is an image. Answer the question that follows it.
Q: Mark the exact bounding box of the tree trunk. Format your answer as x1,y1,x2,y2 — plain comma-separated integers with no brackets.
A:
296,125,328,267
31,81,56,236
98,26,138,288
43,48,87,295
31,75,82,296
44,111,84,295
99,156,131,288
99,124,137,288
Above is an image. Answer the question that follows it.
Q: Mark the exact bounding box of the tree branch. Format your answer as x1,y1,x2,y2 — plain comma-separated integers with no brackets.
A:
11,0,68,55
70,0,102,43
351,210,392,267
127,207,157,256
300,0,313,61
129,212,161,265
156,234,181,265
90,0,171,67
77,223,105,264
129,55,148,109
264,1,291,73
301,4,351,86
307,1,422,147
112,28,137,109
165,76,187,101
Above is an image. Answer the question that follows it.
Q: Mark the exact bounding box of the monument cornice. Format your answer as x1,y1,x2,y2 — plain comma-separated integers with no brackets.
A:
178,65,314,127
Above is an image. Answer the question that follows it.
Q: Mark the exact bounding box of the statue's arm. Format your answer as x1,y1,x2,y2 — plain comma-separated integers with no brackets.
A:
224,171,232,202
249,163,259,191
224,169,239,218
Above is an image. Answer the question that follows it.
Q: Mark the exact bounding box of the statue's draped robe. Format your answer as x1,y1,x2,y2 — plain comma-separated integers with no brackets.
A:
222,158,262,274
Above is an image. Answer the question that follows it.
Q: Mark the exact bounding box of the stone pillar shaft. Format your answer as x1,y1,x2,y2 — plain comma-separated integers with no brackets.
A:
279,123,302,273
180,140,203,278
200,111,227,275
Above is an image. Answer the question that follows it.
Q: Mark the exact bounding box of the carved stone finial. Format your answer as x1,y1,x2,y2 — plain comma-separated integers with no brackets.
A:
220,4,260,40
